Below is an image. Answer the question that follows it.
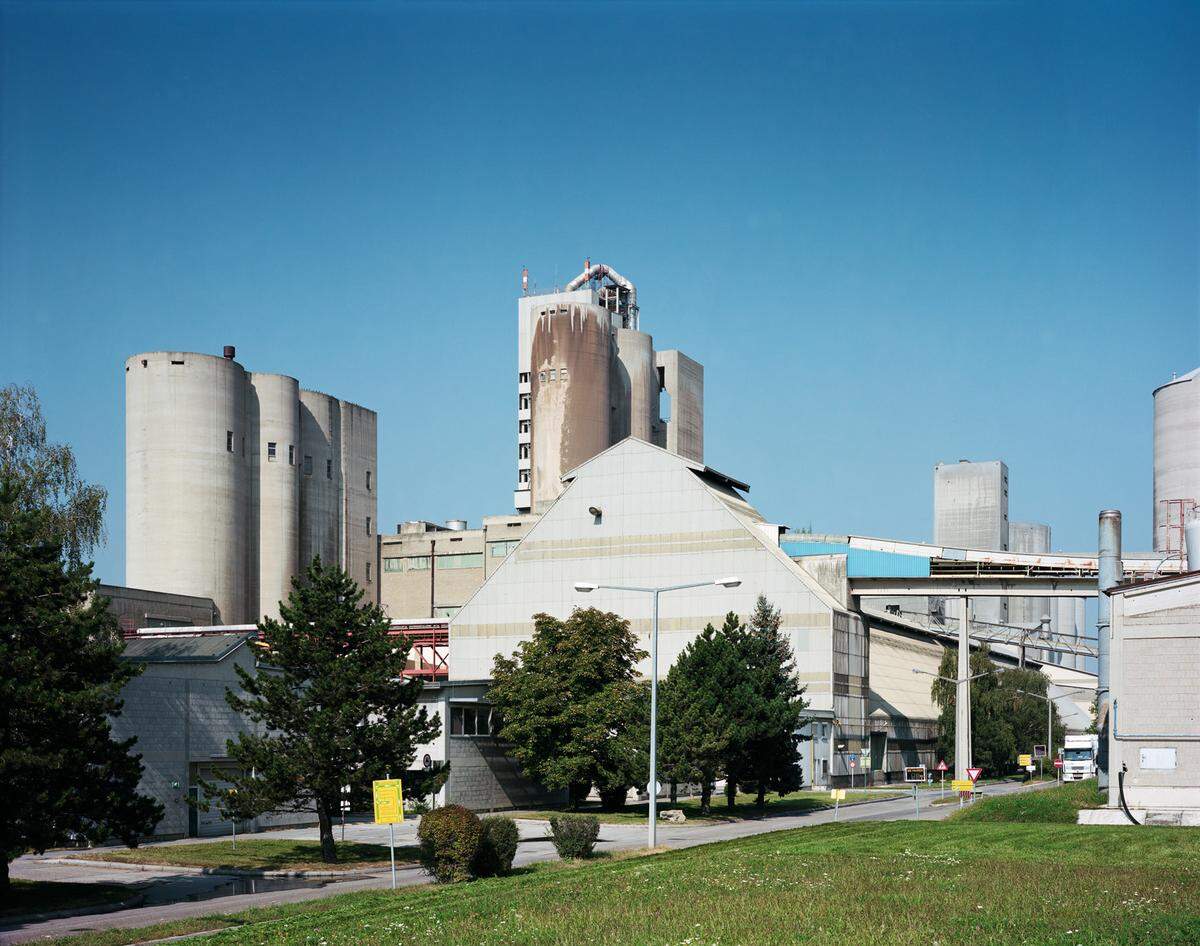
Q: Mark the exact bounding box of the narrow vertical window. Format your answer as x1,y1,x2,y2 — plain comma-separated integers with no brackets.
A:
267,442,277,461
366,562,372,582
226,431,233,452
288,444,295,466
303,455,313,476
366,516,372,536
366,470,372,492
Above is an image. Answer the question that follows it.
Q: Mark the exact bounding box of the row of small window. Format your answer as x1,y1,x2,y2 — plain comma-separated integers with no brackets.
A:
449,704,497,737
537,367,568,384
223,432,372,492
382,552,484,572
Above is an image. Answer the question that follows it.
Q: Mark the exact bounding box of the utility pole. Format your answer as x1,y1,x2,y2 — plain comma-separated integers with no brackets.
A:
956,596,972,782
1097,510,1122,792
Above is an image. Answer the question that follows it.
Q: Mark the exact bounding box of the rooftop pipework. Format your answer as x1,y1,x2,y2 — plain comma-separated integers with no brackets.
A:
565,261,639,329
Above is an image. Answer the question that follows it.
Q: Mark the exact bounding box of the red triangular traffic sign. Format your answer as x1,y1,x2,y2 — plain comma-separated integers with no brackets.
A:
967,767,983,782
935,760,948,772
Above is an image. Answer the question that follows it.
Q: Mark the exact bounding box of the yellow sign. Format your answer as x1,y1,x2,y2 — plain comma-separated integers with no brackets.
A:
951,779,974,792
1018,754,1033,767
372,779,404,824
830,789,846,801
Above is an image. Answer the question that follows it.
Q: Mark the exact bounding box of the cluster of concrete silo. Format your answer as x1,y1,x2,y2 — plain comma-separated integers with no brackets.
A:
125,348,377,625
1152,367,1200,553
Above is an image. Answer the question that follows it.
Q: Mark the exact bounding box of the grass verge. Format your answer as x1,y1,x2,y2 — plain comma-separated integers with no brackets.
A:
950,778,1106,823
78,839,418,872
47,787,1200,946
0,880,135,920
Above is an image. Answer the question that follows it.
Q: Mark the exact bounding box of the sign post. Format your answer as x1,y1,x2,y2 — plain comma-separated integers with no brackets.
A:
1053,756,1063,782
951,778,974,808
860,749,872,788
849,755,856,791
373,778,404,890
830,787,845,821
1034,744,1047,780
935,760,948,799
904,766,925,820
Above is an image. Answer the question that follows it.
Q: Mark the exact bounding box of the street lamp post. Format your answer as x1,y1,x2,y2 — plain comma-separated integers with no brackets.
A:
912,666,997,781
575,576,742,849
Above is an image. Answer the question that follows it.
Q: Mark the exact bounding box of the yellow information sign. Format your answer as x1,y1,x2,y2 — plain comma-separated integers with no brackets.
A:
951,779,974,792
1018,754,1033,767
830,788,846,801
373,779,404,824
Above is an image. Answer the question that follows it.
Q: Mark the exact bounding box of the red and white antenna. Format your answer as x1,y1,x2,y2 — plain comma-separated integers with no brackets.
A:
521,266,529,294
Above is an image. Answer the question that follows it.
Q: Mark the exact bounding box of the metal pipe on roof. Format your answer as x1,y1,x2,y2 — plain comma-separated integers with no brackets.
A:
564,263,637,323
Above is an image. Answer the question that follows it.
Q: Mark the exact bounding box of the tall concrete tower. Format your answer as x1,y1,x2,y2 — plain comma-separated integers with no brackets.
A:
514,262,704,513
126,348,378,624
933,459,1009,626
1152,367,1200,553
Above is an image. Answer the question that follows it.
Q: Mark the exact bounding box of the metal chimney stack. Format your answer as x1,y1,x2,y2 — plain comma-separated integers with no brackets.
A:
1096,509,1123,791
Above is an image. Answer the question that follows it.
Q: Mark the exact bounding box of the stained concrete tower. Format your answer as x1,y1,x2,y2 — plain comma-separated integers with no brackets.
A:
933,459,1009,627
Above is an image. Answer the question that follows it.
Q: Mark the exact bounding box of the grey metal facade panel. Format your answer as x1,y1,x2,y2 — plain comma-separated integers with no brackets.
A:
121,633,252,663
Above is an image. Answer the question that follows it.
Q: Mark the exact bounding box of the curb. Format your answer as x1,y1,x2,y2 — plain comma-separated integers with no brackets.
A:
42,858,381,879
0,892,146,928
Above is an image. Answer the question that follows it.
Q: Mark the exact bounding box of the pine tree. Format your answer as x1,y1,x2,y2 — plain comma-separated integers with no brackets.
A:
220,557,440,862
489,608,649,810
0,480,162,891
659,622,738,813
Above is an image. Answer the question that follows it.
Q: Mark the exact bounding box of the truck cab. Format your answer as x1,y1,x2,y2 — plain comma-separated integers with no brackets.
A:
1060,734,1098,782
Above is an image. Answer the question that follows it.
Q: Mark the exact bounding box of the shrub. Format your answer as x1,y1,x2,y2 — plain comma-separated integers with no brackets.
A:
416,804,482,883
548,813,600,859
474,815,519,877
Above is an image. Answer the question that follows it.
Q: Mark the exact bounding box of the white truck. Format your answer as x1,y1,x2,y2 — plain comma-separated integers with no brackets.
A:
1060,734,1098,782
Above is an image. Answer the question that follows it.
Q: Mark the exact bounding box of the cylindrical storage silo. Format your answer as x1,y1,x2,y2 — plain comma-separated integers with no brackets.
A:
299,390,341,575
1153,368,1200,552
125,351,248,624
530,302,612,512
339,400,378,599
248,373,301,621
611,328,659,446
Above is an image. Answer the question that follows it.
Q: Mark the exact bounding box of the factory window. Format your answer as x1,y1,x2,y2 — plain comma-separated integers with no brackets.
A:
518,444,529,459
170,359,185,365
226,431,234,453
450,704,494,737
366,562,372,583
288,445,295,466
548,369,557,382
241,436,245,457
519,372,530,383
436,552,483,570
326,458,333,479
519,394,530,410
518,470,530,484
366,470,372,492
559,368,568,382
396,555,430,571
434,606,460,619
490,539,520,558
519,420,530,433
267,442,277,461
366,516,372,536
303,455,313,476
538,371,546,383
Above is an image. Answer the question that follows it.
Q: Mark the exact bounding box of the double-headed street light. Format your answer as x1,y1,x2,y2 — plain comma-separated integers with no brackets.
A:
575,577,742,848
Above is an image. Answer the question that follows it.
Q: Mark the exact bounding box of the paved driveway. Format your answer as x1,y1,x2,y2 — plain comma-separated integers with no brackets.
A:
2,780,1039,944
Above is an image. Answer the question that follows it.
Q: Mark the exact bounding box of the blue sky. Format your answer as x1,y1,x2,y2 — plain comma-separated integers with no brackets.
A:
2,1,1197,584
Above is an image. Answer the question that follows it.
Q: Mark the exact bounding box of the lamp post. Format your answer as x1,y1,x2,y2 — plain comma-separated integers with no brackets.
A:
1010,685,1093,779
912,666,997,779
575,576,742,848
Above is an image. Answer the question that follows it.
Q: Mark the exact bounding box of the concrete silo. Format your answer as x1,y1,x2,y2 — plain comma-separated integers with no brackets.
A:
530,301,613,512
247,373,301,622
339,399,378,592
125,350,249,624
1008,521,1054,660
299,390,342,573
1152,367,1200,552
611,328,659,444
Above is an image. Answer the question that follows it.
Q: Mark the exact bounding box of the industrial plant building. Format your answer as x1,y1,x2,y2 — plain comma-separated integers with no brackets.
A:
125,347,377,625
514,263,703,514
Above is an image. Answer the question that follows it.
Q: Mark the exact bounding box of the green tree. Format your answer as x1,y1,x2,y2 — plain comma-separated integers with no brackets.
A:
931,649,1063,776
489,608,649,810
729,597,810,809
659,622,738,813
0,385,107,564
0,480,162,891
218,557,440,862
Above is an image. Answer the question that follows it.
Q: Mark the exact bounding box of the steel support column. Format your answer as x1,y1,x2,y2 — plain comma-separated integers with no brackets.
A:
956,595,971,782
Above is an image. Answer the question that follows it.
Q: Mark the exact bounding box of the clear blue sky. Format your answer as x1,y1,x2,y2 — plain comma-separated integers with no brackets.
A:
2,1,1197,585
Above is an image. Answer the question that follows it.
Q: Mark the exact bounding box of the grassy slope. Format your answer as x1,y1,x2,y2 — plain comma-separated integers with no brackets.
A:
50,802,1200,946
79,840,418,871
951,779,1106,824
509,789,899,824
0,880,134,920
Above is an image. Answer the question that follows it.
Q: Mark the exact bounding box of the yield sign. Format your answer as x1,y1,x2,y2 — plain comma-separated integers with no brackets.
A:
935,760,949,772
967,767,983,782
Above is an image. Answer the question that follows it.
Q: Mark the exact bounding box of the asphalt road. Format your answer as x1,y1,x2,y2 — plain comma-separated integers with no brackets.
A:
3,779,1040,944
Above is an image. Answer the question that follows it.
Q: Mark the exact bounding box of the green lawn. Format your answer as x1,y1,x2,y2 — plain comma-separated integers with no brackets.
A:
509,788,899,823
0,879,135,920
79,839,418,872
951,778,1106,824
48,782,1200,945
